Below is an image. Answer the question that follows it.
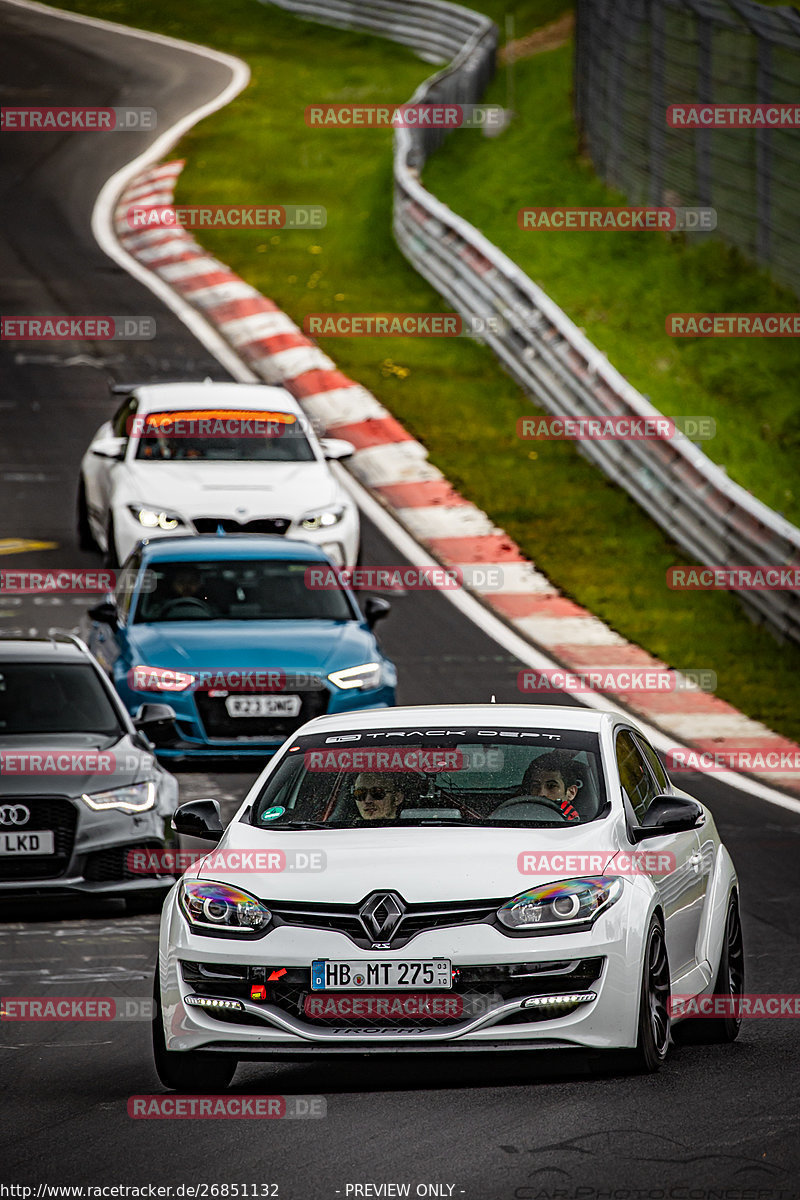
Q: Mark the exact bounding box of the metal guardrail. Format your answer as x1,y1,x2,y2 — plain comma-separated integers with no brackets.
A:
260,0,800,645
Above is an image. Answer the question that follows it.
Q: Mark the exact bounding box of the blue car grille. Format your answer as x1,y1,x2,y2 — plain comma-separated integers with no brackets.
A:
194,688,329,740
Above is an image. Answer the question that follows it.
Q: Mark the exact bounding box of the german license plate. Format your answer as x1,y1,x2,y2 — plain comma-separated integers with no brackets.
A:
0,831,55,855
225,695,301,718
311,959,451,991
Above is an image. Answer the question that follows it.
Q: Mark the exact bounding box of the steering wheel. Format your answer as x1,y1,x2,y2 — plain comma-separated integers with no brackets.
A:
491,795,571,821
159,596,212,619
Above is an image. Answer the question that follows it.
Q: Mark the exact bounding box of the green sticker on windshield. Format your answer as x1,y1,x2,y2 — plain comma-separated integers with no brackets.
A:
260,806,285,821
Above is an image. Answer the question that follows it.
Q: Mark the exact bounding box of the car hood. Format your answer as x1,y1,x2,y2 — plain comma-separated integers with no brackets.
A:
192,822,622,903
121,460,339,519
127,620,377,675
0,732,152,797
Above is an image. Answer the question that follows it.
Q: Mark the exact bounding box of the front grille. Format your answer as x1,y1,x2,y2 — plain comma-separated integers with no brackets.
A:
192,517,291,536
268,896,501,950
180,958,604,1031
83,840,165,883
195,688,328,740
0,797,77,881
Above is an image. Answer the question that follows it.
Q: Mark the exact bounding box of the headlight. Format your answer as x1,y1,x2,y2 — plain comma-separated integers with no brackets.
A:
497,876,623,932
81,781,155,813
130,664,195,692
327,661,382,690
300,505,345,531
128,505,184,531
179,880,271,935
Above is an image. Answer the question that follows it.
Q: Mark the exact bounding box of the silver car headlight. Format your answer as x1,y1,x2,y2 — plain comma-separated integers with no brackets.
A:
179,880,271,935
497,876,623,932
327,661,383,690
81,781,155,813
300,505,345,531
128,505,185,531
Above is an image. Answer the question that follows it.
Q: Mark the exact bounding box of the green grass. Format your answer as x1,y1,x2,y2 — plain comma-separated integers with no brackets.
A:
52,0,800,743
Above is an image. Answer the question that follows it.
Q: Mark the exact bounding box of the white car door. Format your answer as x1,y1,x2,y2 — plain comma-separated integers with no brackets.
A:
84,394,137,535
615,728,707,977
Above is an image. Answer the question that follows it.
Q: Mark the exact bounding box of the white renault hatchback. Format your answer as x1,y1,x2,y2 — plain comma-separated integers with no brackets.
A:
153,705,743,1089
78,381,359,566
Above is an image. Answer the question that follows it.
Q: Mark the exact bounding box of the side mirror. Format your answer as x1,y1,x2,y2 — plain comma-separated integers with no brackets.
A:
634,794,704,840
90,436,127,461
88,599,119,627
363,596,391,628
172,799,224,843
133,702,178,746
320,437,355,461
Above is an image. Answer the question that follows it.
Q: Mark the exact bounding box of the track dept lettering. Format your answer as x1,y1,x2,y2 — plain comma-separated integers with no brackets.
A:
305,749,466,771
667,566,800,590
0,569,115,594
667,748,800,773
304,314,461,336
517,416,674,440
304,566,461,591
669,993,800,1016
668,103,800,128
1,997,114,1020
518,851,676,874
304,993,463,1018
667,313,800,337
0,751,115,775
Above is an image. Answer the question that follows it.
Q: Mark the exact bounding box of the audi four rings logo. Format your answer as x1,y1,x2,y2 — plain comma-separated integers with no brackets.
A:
0,805,31,826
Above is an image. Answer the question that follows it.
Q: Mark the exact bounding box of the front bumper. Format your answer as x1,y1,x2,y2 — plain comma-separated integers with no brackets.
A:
157,896,643,1054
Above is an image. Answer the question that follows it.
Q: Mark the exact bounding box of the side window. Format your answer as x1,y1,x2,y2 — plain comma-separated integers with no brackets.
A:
634,734,669,794
115,551,141,622
112,395,137,439
615,729,659,824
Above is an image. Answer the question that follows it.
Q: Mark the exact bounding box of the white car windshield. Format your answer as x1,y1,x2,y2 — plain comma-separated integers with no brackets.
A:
250,729,607,827
133,410,315,462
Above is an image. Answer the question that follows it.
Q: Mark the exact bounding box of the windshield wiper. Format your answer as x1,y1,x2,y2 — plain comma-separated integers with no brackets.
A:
257,819,330,830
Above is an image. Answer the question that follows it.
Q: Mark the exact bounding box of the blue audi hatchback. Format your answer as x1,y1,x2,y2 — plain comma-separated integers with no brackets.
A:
84,535,396,761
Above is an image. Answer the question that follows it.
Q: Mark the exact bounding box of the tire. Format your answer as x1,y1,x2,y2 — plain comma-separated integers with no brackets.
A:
103,516,119,568
678,893,744,1045
77,479,98,551
152,968,237,1092
125,891,166,916
612,915,671,1074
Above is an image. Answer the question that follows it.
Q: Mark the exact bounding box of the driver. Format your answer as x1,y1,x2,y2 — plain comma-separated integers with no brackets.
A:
352,772,405,821
157,565,211,617
515,752,582,823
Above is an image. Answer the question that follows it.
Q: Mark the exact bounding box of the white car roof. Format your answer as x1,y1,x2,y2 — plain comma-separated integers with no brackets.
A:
302,704,621,736
132,381,302,418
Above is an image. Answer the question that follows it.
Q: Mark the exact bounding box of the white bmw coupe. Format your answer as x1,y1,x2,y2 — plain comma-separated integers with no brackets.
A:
78,381,359,566
153,704,743,1088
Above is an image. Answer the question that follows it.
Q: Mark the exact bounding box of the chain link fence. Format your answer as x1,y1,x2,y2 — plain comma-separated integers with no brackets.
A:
574,0,800,295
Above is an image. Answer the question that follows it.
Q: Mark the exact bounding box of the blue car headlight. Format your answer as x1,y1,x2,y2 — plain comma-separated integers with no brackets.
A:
327,661,383,690
179,880,271,935
497,876,623,932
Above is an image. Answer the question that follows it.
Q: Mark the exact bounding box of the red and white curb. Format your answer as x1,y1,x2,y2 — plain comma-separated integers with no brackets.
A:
114,161,800,796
